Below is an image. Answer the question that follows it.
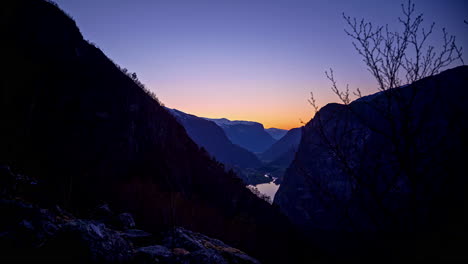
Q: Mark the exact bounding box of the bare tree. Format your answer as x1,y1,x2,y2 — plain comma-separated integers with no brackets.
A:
301,0,465,233
339,0,463,96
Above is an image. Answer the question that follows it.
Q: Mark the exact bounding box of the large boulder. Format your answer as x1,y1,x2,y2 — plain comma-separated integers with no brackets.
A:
161,227,261,264
48,220,133,263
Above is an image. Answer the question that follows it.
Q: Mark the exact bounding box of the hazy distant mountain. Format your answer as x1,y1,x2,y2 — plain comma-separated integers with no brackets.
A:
258,127,302,183
265,128,288,140
206,118,277,153
166,108,262,169
260,127,302,163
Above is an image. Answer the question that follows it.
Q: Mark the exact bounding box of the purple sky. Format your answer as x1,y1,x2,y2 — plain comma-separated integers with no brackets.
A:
53,0,467,129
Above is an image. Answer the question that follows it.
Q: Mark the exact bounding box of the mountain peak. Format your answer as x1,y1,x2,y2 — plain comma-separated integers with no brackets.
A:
204,117,261,127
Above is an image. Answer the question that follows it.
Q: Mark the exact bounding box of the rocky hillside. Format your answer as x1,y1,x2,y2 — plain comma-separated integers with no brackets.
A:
274,66,468,261
0,166,260,263
0,1,299,262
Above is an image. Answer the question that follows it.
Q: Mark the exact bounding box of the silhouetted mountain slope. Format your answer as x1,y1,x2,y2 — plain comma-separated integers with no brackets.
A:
207,118,277,153
256,128,302,183
274,66,468,261
260,127,302,163
0,1,300,262
265,128,288,140
166,108,262,169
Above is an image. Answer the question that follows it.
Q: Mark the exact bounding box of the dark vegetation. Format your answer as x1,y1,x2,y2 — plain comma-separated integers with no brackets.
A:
0,1,303,263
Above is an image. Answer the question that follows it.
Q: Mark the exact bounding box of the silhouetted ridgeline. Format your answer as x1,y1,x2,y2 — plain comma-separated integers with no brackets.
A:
0,0,300,262
275,66,468,261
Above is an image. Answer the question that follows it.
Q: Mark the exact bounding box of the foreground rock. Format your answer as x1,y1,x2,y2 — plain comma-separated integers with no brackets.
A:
0,165,261,263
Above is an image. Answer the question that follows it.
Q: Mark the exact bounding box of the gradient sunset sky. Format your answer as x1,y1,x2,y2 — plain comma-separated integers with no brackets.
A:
53,0,467,129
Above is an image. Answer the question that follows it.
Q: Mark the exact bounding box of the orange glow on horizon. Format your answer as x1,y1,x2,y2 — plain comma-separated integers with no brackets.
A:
165,103,313,130
151,78,335,130
152,76,375,131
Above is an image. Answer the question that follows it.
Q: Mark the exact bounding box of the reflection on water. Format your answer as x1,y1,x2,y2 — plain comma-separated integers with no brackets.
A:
255,181,280,201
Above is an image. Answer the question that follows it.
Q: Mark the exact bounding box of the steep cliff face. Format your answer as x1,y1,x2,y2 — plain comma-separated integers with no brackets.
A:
275,66,468,257
0,1,297,262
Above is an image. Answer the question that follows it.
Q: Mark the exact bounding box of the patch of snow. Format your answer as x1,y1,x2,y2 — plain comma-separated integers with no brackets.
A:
204,118,258,127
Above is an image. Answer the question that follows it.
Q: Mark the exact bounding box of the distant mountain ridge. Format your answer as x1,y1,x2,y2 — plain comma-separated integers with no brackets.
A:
265,128,288,140
258,127,302,183
260,127,302,163
166,108,264,174
205,118,259,127
205,117,277,153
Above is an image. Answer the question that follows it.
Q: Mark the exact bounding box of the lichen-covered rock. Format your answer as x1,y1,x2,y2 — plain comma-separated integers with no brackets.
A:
51,220,133,263
0,165,261,263
0,198,61,250
120,229,154,247
135,245,173,263
162,227,261,264
116,212,136,230
92,203,114,219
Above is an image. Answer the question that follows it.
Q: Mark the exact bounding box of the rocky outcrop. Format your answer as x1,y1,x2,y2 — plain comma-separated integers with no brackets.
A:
0,167,261,263
0,200,261,264
274,66,468,260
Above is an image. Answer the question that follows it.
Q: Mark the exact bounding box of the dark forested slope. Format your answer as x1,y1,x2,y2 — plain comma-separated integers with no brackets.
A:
0,1,298,262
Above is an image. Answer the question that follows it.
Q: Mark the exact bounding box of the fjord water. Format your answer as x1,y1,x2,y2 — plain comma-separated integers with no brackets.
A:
255,180,281,200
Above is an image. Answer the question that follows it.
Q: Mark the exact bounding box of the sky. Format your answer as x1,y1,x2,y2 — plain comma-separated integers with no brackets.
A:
53,0,467,129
